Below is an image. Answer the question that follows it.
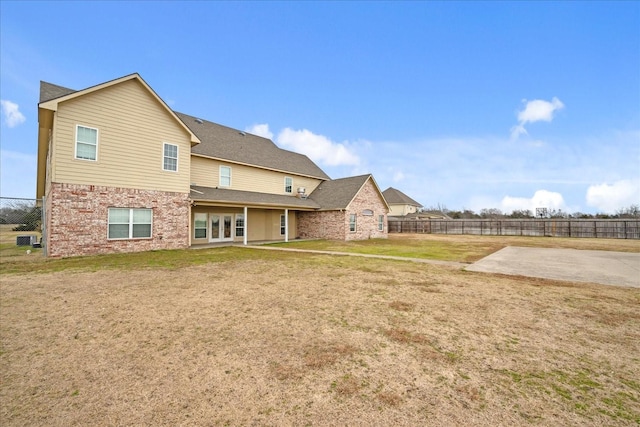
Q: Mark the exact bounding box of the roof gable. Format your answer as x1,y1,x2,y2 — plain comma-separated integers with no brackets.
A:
38,73,200,145
177,112,330,180
382,187,423,207
308,174,388,211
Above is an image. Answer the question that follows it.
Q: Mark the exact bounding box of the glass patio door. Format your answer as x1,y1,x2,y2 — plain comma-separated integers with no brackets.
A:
210,214,233,242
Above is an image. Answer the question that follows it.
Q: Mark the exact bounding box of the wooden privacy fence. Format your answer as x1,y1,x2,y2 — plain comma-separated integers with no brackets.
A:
387,219,640,239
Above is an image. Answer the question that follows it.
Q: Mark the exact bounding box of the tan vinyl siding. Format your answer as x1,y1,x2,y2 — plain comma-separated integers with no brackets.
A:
51,79,191,193
389,204,407,216
190,155,322,195
190,207,297,244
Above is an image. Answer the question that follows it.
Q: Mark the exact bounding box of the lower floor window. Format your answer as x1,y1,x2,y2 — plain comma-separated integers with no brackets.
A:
378,215,384,231
349,214,357,232
194,213,207,239
235,214,245,237
280,214,286,235
108,208,152,239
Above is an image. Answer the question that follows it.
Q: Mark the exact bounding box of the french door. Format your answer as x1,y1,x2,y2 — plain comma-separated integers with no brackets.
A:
210,214,233,242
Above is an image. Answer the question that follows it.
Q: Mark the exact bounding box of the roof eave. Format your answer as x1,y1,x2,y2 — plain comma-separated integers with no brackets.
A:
38,73,201,146
190,153,329,181
191,199,318,210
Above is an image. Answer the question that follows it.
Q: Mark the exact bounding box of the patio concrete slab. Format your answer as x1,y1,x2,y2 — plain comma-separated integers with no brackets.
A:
465,246,640,288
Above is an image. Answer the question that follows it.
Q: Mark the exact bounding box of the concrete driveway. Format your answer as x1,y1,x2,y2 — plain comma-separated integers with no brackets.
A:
465,246,640,288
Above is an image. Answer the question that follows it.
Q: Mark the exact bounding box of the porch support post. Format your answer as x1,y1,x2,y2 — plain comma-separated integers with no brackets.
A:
284,208,289,242
243,206,248,246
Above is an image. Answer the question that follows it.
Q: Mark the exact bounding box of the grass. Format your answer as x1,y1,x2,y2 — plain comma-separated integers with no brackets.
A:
270,233,640,262
1,234,639,425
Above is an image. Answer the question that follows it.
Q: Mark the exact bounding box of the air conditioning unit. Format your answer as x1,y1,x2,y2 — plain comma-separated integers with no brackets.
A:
16,235,37,246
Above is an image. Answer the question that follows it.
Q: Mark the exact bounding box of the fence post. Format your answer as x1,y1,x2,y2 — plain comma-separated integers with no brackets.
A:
624,221,627,239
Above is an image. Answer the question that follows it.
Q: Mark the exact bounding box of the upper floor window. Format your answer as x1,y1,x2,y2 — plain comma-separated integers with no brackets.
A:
220,166,231,187
76,125,98,161
163,143,178,172
284,177,293,193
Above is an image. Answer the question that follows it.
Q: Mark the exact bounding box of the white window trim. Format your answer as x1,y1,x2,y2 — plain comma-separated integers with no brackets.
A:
349,214,357,233
220,166,232,187
284,177,293,194
194,213,207,239
75,124,98,161
235,214,245,237
107,208,153,240
378,215,384,231
163,142,179,172
280,214,286,236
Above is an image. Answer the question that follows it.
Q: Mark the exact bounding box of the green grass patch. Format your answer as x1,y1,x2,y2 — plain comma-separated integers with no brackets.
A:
502,368,640,423
0,247,305,275
268,238,486,262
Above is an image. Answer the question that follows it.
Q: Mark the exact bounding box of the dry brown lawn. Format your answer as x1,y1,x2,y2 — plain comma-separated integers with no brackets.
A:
1,235,639,426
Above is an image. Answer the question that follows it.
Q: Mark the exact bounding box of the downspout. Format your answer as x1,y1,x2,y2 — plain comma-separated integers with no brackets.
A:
284,208,289,242
243,206,248,246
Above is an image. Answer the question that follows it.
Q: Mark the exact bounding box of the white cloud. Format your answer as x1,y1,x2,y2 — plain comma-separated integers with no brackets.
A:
245,123,273,140
0,100,26,128
501,190,566,213
586,179,640,213
511,97,564,140
276,127,360,167
392,171,405,182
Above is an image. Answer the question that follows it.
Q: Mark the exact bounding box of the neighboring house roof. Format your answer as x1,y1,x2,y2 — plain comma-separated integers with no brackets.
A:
382,187,423,207
406,211,452,220
177,112,330,180
191,186,320,210
307,174,388,211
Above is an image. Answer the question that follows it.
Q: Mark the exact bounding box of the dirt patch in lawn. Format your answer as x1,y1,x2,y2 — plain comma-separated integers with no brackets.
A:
1,250,639,426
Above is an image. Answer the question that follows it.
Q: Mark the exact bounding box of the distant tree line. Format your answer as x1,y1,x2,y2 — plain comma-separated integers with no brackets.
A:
424,204,640,220
0,202,42,231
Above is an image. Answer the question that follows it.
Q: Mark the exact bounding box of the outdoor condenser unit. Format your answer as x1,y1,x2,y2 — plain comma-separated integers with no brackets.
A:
16,235,37,246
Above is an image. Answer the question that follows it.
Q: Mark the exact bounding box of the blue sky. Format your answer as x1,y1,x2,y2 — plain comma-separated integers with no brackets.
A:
1,1,638,214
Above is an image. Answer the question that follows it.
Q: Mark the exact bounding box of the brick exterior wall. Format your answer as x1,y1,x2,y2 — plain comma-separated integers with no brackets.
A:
298,210,346,240
298,178,388,241
46,183,190,257
344,178,388,241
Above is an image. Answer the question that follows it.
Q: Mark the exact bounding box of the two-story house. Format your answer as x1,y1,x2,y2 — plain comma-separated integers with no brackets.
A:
37,74,388,257
382,187,423,216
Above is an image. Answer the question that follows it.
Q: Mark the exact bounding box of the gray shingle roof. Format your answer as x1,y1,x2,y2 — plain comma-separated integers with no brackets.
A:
40,81,77,103
39,78,330,181
306,174,373,210
191,186,320,209
382,187,423,207
176,112,330,180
